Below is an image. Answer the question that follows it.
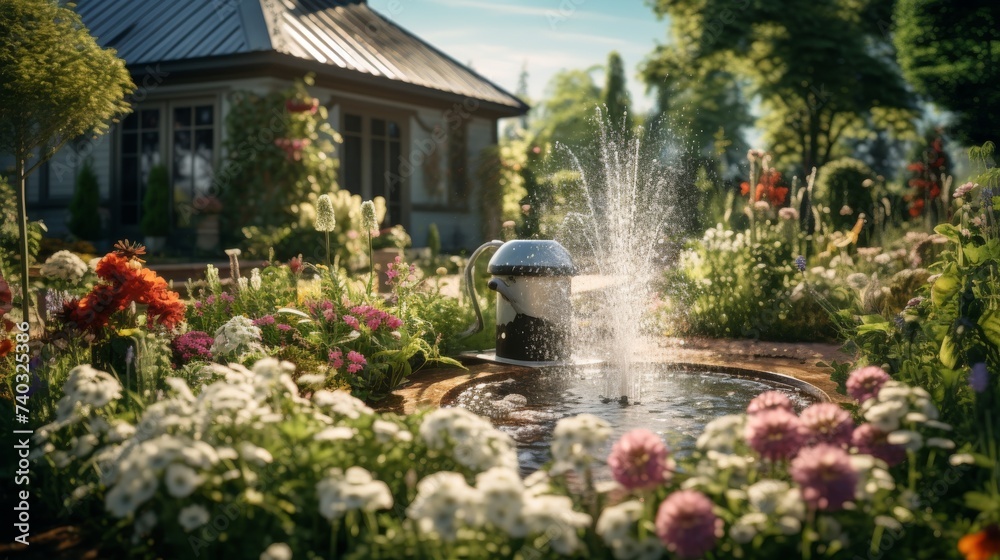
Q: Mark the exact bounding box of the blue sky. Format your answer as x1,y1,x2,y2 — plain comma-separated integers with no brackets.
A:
367,0,667,113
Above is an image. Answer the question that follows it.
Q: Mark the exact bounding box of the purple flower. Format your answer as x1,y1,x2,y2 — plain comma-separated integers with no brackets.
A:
851,423,905,467
655,490,721,559
970,362,990,393
905,296,924,309
253,315,276,326
747,390,793,415
790,444,858,511
799,403,854,447
745,408,803,461
846,366,890,403
607,429,672,490
795,255,807,272
171,331,214,364
343,315,360,330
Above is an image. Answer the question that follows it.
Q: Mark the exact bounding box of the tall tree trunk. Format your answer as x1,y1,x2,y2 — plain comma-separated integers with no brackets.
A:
14,149,31,327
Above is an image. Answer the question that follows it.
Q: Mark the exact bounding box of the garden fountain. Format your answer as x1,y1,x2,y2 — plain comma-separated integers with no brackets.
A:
449,114,829,472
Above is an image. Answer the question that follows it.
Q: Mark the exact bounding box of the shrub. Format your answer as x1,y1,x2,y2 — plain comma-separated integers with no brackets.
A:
68,161,102,241
140,164,170,237
814,157,877,231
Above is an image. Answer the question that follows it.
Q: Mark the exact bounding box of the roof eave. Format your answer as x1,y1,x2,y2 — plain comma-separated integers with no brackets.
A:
128,51,530,118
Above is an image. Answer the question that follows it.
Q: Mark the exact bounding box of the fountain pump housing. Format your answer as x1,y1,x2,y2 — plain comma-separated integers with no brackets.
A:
479,239,576,362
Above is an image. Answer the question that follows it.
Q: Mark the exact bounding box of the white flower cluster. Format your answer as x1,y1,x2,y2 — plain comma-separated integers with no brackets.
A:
596,501,663,559
862,381,952,452
407,467,591,555
729,479,806,542
419,407,518,471
316,466,393,521
696,414,746,454
53,365,123,424
549,413,613,474
41,250,89,284
211,315,263,359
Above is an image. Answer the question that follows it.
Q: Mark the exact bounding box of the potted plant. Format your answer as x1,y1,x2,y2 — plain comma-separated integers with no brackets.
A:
140,165,170,253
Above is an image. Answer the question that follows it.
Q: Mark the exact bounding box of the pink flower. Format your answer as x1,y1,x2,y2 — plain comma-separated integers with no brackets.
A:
607,429,672,490
799,403,854,447
323,308,337,322
347,363,363,374
328,349,343,369
253,315,276,326
655,490,721,559
366,317,382,330
851,423,905,466
347,350,366,366
747,390,793,415
386,316,403,330
846,366,890,403
790,444,858,511
343,315,360,330
276,323,292,331
745,408,803,461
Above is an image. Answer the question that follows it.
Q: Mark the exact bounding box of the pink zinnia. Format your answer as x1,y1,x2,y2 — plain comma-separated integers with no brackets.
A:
846,366,890,403
745,408,803,461
799,403,854,447
343,315,360,330
851,423,906,467
328,349,344,369
790,444,858,511
655,490,721,559
607,429,671,490
747,390,794,415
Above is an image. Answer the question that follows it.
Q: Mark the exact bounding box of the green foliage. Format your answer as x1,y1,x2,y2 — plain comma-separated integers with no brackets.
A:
646,0,917,175
532,68,602,150
894,0,1000,146
217,75,340,255
426,223,441,257
814,158,878,230
0,174,43,282
139,164,170,237
601,51,634,134
68,160,102,241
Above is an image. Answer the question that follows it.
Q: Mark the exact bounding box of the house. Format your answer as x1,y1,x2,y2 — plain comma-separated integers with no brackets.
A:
18,0,528,251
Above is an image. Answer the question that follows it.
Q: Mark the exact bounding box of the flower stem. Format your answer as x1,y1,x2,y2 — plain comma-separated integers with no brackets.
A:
367,232,374,295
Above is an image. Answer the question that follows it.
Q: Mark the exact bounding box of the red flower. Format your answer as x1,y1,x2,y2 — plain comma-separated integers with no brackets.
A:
0,339,12,358
959,525,1000,560
741,169,788,206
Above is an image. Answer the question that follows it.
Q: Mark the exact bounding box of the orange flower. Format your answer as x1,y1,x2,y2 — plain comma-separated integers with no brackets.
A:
741,170,789,207
960,525,1000,560
0,338,12,358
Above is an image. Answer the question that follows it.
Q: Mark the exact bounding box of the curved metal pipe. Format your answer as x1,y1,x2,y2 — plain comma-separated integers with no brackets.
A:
459,240,504,338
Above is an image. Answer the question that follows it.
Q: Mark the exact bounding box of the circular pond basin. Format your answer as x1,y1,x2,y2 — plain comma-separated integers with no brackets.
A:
447,363,823,474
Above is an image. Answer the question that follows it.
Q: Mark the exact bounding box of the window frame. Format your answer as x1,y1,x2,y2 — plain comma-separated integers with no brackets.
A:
336,102,412,228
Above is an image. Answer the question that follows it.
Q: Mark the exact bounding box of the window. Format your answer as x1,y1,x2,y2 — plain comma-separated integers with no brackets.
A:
120,108,162,226
340,111,406,227
172,103,215,227
115,99,217,234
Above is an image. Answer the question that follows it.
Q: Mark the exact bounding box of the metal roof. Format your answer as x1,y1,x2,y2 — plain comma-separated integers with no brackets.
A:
75,0,527,111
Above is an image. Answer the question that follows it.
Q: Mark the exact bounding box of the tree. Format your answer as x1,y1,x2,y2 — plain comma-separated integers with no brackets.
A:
645,0,916,176
602,51,634,133
140,165,171,238
532,68,602,150
0,0,134,322
894,0,1000,146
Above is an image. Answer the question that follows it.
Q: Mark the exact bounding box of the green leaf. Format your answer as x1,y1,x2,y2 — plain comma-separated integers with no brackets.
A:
934,223,962,243
939,334,958,369
964,491,1000,513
